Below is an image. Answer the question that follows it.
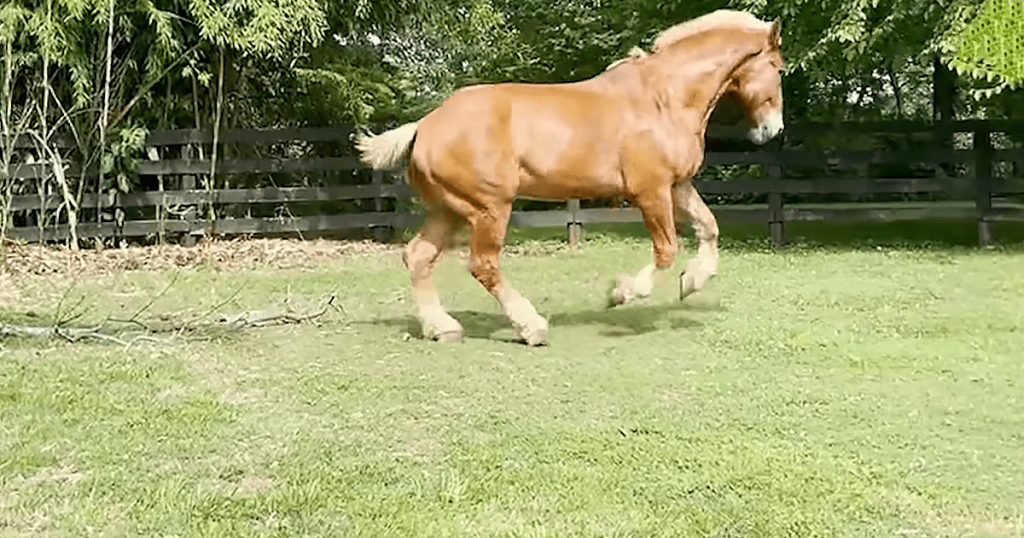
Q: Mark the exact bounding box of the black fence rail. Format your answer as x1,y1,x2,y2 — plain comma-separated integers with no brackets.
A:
3,120,1023,247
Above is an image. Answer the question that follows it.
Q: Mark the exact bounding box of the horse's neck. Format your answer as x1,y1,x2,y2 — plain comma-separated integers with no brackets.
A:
663,42,757,131
595,35,759,134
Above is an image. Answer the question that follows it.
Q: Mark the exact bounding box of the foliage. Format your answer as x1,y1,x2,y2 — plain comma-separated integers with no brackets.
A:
944,0,1024,99
101,125,148,193
188,0,327,56
7,0,1022,137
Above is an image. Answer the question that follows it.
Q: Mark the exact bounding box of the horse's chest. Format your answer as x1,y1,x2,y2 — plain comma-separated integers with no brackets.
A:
620,129,703,181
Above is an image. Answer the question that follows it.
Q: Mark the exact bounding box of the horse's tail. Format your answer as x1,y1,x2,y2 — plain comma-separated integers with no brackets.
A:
354,121,420,170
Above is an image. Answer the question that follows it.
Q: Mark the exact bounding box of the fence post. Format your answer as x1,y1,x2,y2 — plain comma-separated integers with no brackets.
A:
371,169,393,243
567,199,582,249
974,127,993,247
146,146,166,244
113,190,125,246
180,143,197,247
767,137,785,247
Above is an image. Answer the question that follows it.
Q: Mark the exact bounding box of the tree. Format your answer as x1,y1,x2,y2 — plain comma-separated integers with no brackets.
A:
942,0,1024,100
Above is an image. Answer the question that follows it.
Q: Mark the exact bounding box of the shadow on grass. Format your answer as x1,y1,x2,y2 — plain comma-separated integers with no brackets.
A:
363,299,718,344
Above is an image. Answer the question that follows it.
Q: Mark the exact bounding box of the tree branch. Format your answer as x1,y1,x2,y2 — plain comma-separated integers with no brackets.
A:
217,296,339,330
886,61,904,118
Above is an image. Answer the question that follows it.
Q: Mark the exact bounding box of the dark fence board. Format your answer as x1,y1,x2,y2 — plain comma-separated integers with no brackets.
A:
10,201,1021,243
9,162,79,180
208,184,410,204
205,213,401,235
992,149,1024,163
783,119,1024,136
17,178,1016,213
781,201,977,223
145,127,358,146
137,156,364,175
2,134,76,150
993,179,1024,194
8,121,1024,247
8,220,189,242
704,149,975,167
693,177,975,195
7,184,415,212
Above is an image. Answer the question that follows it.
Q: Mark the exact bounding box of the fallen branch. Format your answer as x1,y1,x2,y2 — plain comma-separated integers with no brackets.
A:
1,323,102,341
0,322,178,347
59,330,128,346
0,296,342,344
216,296,338,330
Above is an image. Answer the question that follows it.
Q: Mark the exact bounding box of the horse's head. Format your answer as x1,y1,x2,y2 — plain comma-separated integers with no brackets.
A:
723,18,785,145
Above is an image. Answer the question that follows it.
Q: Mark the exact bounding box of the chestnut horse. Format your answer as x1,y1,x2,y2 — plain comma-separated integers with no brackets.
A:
356,10,785,346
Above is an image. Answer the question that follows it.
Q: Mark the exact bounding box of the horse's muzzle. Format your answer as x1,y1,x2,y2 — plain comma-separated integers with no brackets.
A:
747,110,784,145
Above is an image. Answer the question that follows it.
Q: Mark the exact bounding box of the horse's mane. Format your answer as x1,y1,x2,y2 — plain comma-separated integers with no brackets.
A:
604,46,649,72
652,10,767,52
604,10,767,72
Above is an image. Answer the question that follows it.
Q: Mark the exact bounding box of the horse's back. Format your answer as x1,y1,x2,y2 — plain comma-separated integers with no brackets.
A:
410,81,635,203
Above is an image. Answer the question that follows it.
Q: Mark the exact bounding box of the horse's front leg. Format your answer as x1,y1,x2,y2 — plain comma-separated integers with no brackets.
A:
610,186,678,307
673,181,719,298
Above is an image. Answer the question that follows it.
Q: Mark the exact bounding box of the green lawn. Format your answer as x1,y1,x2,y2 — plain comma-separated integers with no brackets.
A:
2,223,1023,537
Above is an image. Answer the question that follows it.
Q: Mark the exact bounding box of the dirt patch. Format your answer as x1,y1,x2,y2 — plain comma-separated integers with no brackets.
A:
203,474,275,498
7,464,87,489
0,272,22,307
1,237,401,277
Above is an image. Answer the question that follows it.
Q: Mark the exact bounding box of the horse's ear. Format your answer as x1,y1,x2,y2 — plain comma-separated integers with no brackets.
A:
769,18,782,48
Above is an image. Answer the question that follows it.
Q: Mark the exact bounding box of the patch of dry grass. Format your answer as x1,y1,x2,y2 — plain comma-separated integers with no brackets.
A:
1,237,399,277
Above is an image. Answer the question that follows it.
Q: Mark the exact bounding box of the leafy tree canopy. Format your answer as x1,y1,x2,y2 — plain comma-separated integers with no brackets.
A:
943,0,1024,98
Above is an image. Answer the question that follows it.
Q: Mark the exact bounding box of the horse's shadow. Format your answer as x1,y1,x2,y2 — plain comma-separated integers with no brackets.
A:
363,298,722,344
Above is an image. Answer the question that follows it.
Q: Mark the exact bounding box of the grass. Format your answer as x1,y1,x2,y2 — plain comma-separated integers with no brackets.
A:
2,221,1024,537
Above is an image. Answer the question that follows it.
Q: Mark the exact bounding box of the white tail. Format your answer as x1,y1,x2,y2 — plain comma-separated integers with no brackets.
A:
354,121,420,170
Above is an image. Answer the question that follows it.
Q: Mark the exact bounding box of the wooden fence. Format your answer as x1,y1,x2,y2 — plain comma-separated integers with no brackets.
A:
4,120,1024,248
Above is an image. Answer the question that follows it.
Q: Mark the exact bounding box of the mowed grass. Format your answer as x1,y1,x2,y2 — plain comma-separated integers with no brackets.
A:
2,221,1024,537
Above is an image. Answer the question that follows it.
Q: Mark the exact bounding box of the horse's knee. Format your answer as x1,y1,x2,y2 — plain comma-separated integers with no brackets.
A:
405,237,443,280
698,220,719,242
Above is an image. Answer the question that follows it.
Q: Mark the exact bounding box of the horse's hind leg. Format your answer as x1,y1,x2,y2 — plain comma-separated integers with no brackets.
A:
673,181,719,298
466,203,548,346
405,207,464,342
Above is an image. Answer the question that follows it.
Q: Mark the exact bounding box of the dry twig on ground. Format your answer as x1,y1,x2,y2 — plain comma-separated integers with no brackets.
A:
0,295,341,346
216,296,339,330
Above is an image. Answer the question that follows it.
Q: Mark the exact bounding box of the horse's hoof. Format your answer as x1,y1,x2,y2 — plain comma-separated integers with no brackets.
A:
679,270,695,300
514,319,549,347
609,275,634,308
524,326,548,347
679,270,716,300
431,329,464,343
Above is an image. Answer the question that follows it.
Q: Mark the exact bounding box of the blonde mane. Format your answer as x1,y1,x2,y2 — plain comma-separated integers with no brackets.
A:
604,10,769,72
652,9,768,52
605,46,649,71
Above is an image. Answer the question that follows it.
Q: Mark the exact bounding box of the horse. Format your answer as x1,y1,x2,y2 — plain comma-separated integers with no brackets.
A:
355,9,785,347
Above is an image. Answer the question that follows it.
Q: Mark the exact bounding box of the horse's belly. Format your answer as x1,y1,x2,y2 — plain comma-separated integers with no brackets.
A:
516,165,623,201
515,135,623,200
